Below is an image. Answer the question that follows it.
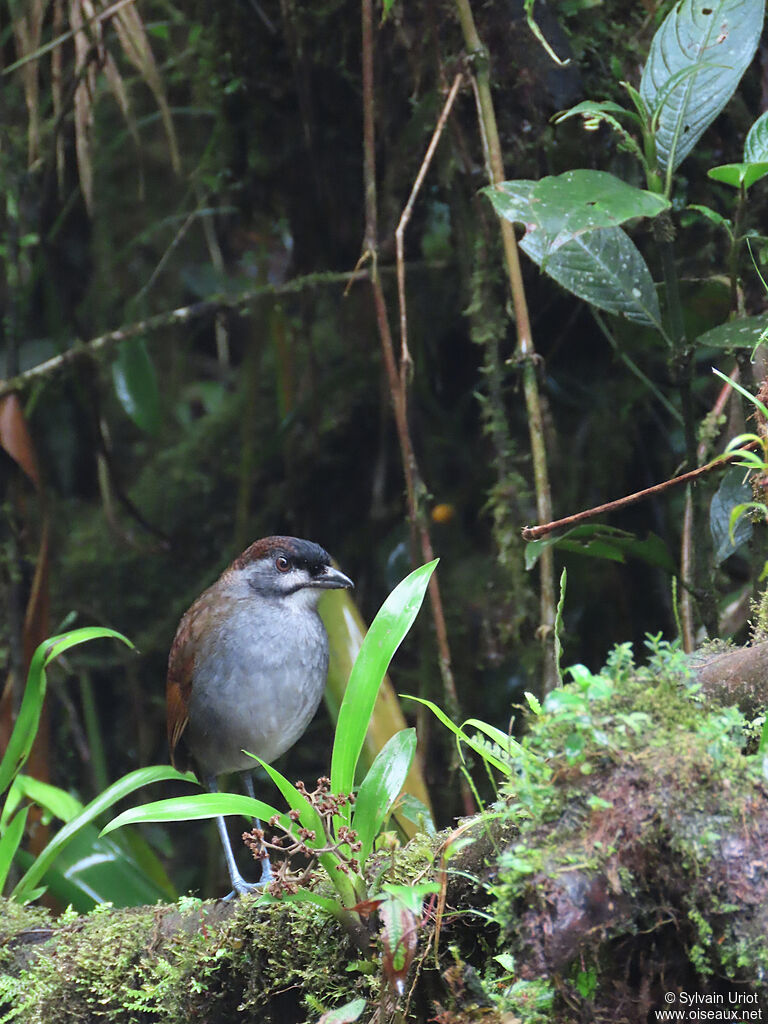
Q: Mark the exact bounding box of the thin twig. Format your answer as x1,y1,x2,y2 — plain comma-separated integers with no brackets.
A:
360,0,460,721
395,71,463,376
522,441,758,541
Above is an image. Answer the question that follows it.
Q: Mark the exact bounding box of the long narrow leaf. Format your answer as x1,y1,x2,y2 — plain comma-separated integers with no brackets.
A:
13,765,189,900
0,628,132,797
330,561,437,801
404,696,513,776
101,791,289,837
256,887,345,917
0,806,29,893
353,729,416,864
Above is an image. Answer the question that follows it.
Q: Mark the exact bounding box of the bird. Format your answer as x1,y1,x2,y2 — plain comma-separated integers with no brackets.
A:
166,535,354,896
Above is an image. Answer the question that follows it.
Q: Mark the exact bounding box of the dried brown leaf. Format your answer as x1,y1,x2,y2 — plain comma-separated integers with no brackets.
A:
108,0,181,174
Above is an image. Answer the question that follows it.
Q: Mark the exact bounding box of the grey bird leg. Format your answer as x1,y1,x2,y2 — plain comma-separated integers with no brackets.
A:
243,772,274,884
206,776,257,899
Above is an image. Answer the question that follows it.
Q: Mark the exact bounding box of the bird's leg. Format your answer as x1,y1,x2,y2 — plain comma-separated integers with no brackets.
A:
205,775,257,898
243,772,274,884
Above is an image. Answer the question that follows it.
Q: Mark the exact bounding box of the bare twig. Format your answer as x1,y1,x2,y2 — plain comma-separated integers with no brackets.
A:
395,71,463,376
522,441,758,542
360,0,460,722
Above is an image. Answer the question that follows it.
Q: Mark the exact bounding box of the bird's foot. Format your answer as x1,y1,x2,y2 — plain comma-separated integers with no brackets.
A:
221,856,274,900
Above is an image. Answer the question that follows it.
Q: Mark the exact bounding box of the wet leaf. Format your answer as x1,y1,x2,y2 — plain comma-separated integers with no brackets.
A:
520,226,662,329
484,170,669,257
112,337,161,434
640,0,764,173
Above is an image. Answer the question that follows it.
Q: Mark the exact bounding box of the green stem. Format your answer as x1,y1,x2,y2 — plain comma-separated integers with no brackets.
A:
453,0,557,691
654,211,717,636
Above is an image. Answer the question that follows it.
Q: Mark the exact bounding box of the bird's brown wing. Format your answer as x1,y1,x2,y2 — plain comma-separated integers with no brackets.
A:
166,597,207,772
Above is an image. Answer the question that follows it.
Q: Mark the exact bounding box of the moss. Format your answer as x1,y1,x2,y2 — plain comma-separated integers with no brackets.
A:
0,893,375,1024
481,638,768,1016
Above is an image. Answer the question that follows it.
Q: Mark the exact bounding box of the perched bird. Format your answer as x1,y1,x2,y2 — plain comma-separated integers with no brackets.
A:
166,536,354,896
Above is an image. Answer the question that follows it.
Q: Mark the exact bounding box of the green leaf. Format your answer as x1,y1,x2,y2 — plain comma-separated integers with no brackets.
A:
101,790,288,838
112,337,161,434
745,110,768,162
330,560,437,803
2,775,83,828
697,314,768,352
353,729,416,863
316,997,368,1023
378,881,440,916
0,806,29,892
12,766,192,901
483,170,669,257
640,0,764,175
403,696,514,776
0,628,133,798
711,467,753,563
686,204,732,231
525,525,676,573
13,822,175,910
255,887,346,918
520,226,663,330
708,162,768,189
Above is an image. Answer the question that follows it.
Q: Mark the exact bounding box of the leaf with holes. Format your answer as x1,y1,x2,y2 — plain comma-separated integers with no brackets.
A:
483,170,669,258
640,0,764,175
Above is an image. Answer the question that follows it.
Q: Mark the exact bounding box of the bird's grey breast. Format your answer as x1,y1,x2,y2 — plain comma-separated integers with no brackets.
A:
186,595,329,774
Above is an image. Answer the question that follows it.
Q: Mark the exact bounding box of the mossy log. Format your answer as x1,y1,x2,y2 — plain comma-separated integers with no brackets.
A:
4,643,768,1023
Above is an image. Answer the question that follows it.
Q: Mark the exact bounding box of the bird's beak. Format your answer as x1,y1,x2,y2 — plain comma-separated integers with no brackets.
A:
313,565,354,590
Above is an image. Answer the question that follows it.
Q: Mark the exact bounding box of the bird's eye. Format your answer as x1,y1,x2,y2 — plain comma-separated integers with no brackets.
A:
275,555,290,572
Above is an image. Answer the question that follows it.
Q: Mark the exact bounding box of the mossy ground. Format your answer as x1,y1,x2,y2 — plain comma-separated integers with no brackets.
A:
478,639,768,1022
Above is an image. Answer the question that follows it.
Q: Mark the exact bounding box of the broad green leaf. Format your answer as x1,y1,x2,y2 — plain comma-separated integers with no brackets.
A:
525,525,676,573
13,765,191,900
13,823,175,910
353,729,416,863
711,467,753,563
745,110,768,162
697,314,768,351
484,170,669,257
0,628,133,797
377,881,440,918
0,806,29,892
112,337,161,434
708,162,768,189
521,226,663,330
330,561,437,803
315,997,368,1024
640,0,764,175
